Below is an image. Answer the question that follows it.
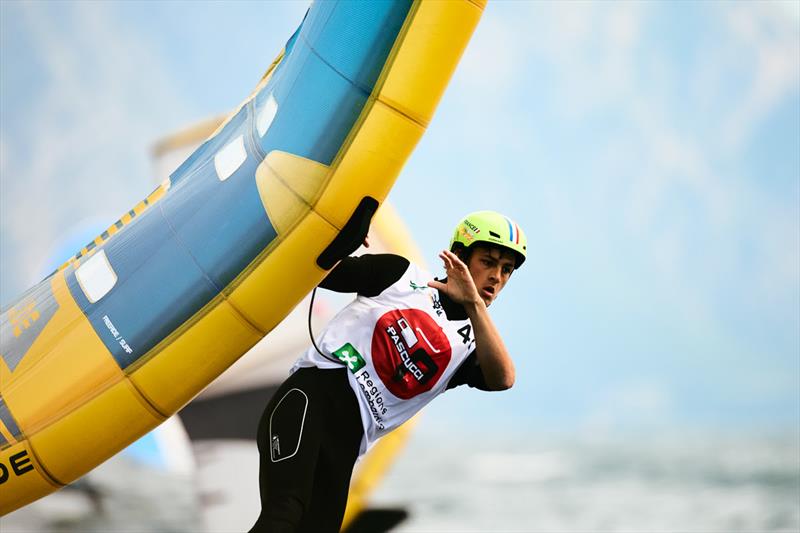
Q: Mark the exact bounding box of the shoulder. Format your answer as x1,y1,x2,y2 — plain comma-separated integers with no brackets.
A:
347,253,412,297
358,254,412,280
397,259,430,282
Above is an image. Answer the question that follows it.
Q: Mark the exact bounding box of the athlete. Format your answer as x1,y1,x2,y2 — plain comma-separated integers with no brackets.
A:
249,210,526,533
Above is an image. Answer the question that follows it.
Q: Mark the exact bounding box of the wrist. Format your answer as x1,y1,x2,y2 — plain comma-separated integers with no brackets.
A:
463,297,486,315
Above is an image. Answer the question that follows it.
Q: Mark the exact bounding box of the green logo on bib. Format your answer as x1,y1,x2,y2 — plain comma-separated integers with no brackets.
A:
409,280,429,291
333,343,365,373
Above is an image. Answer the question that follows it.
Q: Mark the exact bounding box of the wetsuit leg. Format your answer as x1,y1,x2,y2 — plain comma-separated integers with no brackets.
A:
296,371,363,532
250,369,321,532
249,367,362,533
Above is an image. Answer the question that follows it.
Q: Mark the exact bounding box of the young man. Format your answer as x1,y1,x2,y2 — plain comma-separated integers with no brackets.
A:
250,210,526,533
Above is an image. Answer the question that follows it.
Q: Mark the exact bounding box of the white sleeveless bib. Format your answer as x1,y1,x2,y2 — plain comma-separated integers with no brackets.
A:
292,262,476,454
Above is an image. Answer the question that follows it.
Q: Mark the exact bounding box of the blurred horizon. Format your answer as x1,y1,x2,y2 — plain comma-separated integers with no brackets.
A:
1,0,798,440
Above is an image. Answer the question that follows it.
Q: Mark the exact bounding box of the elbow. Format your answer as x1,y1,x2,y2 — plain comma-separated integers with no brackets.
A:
497,378,515,391
490,374,515,391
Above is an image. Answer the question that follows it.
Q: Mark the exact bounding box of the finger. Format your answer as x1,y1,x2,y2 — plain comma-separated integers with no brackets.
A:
427,280,446,291
446,250,467,269
439,251,453,271
444,250,466,272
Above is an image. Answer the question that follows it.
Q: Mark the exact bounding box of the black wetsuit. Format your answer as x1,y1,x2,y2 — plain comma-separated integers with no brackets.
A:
249,254,490,533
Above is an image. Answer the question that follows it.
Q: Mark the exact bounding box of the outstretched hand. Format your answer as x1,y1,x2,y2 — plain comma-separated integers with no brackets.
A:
427,250,483,307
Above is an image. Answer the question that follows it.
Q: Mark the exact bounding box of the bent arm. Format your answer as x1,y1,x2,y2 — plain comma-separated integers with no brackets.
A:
427,250,515,391
320,254,409,296
462,300,515,390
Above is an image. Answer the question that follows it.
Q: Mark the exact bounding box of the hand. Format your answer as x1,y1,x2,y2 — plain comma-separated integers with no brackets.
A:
427,250,483,307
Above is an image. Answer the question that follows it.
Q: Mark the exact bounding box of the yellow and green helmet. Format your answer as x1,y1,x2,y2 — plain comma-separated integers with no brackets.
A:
449,210,527,268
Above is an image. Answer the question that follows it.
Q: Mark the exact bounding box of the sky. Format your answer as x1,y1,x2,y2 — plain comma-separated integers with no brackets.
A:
1,0,798,438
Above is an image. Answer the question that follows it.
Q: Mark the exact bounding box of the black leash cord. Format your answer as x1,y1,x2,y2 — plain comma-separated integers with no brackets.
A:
308,287,346,366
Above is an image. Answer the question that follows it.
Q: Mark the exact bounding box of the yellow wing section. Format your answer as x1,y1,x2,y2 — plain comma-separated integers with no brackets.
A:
0,0,484,514
152,115,428,530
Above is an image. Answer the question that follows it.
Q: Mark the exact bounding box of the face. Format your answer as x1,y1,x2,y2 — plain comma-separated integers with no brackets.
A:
463,246,516,307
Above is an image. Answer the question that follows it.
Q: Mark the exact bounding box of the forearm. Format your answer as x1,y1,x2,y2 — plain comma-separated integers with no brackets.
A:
463,300,515,390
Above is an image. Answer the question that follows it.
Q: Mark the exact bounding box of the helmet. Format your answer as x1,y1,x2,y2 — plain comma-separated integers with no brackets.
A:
449,210,527,268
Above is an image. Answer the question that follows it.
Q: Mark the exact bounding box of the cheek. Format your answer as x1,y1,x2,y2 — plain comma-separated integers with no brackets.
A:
467,264,485,282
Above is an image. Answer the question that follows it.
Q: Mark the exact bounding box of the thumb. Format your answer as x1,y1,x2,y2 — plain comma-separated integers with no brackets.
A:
427,280,446,291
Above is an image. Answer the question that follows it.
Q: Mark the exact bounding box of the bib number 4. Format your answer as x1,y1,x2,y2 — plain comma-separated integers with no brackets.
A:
456,325,472,345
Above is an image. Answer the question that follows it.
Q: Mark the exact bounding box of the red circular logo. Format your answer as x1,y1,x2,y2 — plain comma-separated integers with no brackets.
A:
372,309,452,399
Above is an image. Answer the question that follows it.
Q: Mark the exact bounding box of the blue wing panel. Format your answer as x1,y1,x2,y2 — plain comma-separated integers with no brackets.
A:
65,208,218,368
169,104,251,187
254,42,368,165
159,104,276,291
306,0,411,91
65,0,413,370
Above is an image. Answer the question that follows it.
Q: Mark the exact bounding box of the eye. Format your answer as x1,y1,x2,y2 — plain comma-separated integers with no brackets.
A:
502,265,513,275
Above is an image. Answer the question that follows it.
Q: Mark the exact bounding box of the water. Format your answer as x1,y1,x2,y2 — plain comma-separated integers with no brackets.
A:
1,455,200,532
2,430,798,532
369,430,800,532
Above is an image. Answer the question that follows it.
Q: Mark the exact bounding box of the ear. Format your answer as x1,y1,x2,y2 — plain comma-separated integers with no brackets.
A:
453,247,469,264
450,243,466,262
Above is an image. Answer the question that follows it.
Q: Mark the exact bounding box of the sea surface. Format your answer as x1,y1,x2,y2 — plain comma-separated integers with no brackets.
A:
2,430,798,532
371,430,800,533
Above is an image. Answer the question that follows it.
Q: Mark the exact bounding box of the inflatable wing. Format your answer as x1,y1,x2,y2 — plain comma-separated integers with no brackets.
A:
153,114,427,531
0,0,485,513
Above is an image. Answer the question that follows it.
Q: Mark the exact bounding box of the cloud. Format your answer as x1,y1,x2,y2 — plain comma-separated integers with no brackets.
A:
520,1,646,118
583,381,675,434
720,2,800,151
445,2,799,426
527,2,797,326
457,9,520,96
0,2,189,303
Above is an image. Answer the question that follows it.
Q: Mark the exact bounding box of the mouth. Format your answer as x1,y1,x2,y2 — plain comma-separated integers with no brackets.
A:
481,286,496,300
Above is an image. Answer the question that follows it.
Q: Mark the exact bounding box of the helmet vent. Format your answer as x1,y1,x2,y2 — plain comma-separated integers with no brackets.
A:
489,231,501,238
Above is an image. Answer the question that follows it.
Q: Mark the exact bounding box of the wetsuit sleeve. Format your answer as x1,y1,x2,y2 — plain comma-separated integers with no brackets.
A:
446,352,491,391
319,254,410,297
